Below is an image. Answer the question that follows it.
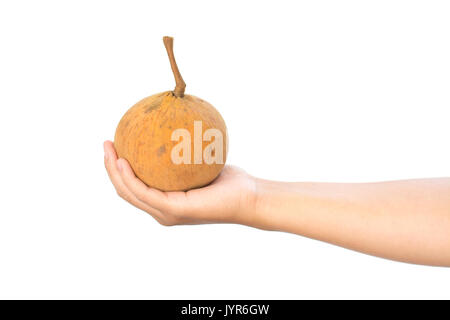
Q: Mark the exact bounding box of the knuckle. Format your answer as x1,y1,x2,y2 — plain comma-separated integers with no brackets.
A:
116,190,126,199
135,192,148,203
158,219,176,227
116,190,132,202
158,213,182,226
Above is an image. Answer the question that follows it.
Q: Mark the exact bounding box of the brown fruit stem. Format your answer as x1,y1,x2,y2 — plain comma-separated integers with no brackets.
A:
163,36,186,98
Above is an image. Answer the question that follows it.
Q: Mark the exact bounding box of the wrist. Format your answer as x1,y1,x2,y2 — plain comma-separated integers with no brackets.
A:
228,176,271,228
252,178,305,232
245,178,284,231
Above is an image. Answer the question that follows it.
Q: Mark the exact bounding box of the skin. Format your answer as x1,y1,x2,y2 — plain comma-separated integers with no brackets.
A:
104,140,450,267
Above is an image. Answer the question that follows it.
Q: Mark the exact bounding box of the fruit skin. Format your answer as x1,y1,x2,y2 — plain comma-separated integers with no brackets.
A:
114,91,227,191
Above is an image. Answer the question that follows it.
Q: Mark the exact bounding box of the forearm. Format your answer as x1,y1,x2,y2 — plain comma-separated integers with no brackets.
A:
251,178,450,266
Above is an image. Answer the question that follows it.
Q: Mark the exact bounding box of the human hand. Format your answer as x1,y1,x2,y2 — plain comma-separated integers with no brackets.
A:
104,141,258,226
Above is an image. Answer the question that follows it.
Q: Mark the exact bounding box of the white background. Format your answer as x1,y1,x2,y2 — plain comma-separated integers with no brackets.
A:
0,0,449,299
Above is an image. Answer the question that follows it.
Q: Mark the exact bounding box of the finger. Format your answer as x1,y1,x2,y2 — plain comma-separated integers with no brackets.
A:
104,141,135,200
104,141,123,187
103,141,164,220
103,141,165,222
117,158,171,213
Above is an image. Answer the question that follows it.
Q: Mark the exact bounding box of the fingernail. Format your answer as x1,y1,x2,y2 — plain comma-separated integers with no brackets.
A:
117,160,123,172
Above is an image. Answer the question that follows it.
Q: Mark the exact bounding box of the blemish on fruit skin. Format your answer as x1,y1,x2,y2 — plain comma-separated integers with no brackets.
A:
145,99,162,113
157,145,166,156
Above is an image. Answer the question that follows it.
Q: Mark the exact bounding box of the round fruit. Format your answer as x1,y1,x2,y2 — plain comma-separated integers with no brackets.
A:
114,36,227,191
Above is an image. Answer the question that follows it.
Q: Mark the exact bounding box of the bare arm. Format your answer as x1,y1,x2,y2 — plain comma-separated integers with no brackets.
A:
253,178,450,266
